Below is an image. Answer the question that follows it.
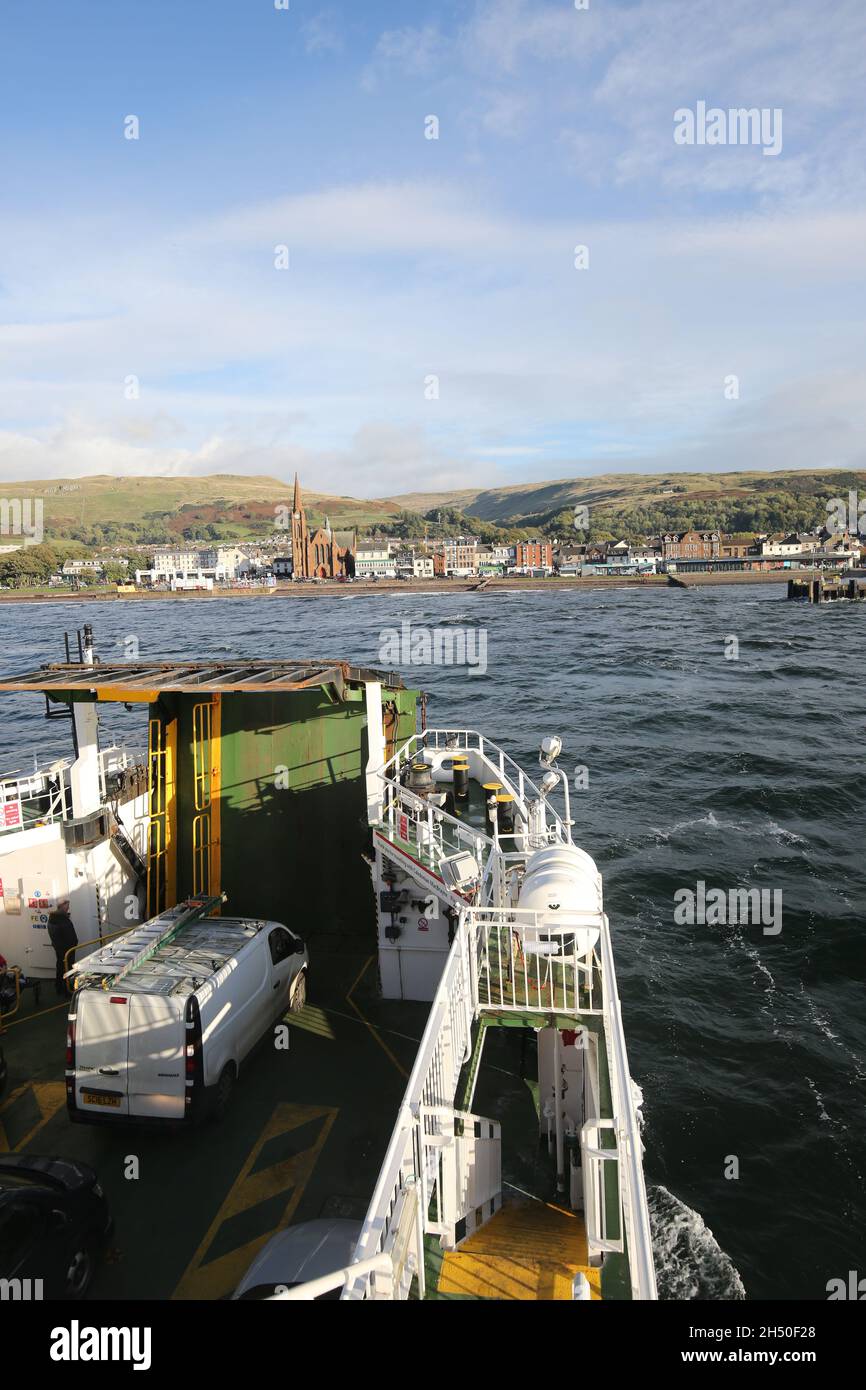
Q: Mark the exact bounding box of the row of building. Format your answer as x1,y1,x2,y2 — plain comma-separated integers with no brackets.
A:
130,527,862,589
51,479,865,588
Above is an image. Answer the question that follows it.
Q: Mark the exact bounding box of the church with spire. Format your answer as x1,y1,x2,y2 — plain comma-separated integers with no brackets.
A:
289,474,356,579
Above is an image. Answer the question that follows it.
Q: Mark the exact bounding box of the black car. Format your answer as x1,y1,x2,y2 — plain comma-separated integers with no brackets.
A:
0,1155,112,1299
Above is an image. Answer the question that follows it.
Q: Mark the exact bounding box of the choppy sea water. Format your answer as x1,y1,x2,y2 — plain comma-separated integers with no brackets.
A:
1,584,863,1301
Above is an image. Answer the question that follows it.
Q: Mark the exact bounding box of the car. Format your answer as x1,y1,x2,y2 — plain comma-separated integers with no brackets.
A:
0,1155,112,1299
231,1219,363,1300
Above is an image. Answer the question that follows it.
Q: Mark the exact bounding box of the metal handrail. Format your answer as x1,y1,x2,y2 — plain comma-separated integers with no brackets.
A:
0,742,146,834
347,924,476,1300
597,914,657,1300
464,905,655,1299
271,1253,395,1301
381,727,569,839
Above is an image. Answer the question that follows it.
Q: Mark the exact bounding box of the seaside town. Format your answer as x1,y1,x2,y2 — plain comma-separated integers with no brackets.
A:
0,474,862,594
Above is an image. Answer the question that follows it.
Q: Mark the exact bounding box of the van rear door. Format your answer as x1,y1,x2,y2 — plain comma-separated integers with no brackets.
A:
74,991,132,1116
127,993,186,1119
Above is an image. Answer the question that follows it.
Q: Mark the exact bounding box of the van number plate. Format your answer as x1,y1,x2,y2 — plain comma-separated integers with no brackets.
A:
81,1092,121,1109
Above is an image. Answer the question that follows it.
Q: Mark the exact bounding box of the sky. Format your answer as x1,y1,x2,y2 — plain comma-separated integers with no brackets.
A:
1,0,865,498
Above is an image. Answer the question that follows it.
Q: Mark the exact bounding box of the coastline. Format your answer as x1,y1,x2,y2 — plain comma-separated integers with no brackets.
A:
0,569,807,604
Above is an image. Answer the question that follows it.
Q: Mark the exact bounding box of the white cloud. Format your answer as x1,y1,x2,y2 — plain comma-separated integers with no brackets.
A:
361,24,444,91
302,11,344,56
3,0,866,494
2,184,865,490
459,0,866,202
192,179,565,257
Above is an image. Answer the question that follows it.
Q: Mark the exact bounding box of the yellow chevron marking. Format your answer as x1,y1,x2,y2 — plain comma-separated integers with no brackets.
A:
438,1199,602,1300
0,1082,67,1153
172,1101,337,1300
346,955,408,1079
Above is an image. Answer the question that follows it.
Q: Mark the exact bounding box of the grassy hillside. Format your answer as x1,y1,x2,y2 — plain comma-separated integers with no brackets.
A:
3,468,862,547
0,474,399,548
394,469,866,528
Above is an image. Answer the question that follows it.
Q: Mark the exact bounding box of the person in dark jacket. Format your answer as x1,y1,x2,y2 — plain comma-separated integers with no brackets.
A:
47,900,77,996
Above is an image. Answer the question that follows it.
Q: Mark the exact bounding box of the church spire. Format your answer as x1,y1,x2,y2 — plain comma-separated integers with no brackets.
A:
293,472,302,514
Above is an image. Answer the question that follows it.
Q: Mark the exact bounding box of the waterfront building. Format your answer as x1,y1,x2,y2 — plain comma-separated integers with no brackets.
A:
289,474,355,579
61,558,105,576
475,549,504,575
441,538,479,574
355,544,397,579
661,530,721,560
515,541,553,572
719,534,759,559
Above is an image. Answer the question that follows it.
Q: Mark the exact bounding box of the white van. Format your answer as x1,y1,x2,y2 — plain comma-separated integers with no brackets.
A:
65,903,308,1125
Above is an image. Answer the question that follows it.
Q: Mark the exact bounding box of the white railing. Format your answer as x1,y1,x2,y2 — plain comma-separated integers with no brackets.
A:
381,728,569,843
312,906,655,1302
269,1253,396,1301
466,904,655,1298
342,923,477,1300
0,742,145,835
581,1119,624,1256
468,906,600,1017
596,914,657,1301
379,779,491,878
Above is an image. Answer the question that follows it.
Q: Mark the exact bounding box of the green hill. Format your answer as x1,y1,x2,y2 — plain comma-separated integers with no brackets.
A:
3,468,862,549
394,469,866,533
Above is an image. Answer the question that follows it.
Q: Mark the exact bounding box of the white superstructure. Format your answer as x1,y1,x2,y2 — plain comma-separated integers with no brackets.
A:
276,725,657,1302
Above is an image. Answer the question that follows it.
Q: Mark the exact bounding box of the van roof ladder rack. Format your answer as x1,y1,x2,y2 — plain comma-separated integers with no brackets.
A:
103,893,227,989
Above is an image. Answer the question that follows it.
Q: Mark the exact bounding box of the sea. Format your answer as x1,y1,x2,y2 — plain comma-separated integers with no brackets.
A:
1,582,863,1301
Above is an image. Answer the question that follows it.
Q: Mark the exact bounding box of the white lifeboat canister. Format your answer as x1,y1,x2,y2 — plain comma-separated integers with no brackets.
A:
516,844,603,956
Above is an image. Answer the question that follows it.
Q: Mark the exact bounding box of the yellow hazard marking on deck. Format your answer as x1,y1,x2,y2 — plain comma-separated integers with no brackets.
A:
0,1082,67,1153
283,1004,336,1040
346,955,408,1079
1,999,68,1028
437,1200,602,1300
172,1102,337,1301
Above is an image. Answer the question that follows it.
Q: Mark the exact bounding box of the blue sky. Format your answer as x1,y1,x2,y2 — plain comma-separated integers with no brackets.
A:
1,0,865,496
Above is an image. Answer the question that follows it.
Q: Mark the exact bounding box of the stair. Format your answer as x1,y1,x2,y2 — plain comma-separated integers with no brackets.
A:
109,822,146,882
435,1198,601,1300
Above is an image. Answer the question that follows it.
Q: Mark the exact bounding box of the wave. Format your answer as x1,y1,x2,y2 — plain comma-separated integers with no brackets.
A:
649,1186,746,1301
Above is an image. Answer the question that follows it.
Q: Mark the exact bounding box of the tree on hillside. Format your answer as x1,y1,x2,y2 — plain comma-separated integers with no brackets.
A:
0,543,59,587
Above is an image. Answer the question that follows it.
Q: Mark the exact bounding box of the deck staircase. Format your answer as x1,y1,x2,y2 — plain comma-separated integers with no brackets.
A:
109,819,147,884
435,1199,601,1301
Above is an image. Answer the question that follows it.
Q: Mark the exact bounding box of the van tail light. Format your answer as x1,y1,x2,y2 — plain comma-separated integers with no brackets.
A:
184,996,204,1115
65,1014,77,1111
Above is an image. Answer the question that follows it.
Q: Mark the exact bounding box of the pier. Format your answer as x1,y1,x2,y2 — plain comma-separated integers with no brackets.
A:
787,572,866,603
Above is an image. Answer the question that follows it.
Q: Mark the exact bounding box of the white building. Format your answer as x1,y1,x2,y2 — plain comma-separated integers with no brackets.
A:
138,546,251,587
355,545,397,578
61,558,104,576
202,546,251,581
760,534,807,558
151,550,201,579
412,555,434,579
